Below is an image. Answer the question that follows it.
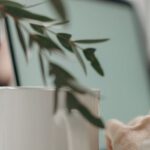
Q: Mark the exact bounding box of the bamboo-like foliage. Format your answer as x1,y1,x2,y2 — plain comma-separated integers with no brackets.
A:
0,0,109,128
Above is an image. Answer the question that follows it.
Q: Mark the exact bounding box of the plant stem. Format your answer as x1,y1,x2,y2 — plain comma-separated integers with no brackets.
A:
25,0,48,9
47,29,56,35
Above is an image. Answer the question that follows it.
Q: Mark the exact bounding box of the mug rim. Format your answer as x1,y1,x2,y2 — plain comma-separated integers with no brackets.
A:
0,86,100,92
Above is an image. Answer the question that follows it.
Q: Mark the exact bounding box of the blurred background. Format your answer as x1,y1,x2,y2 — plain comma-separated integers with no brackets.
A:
1,0,150,149
127,0,150,59
0,0,149,86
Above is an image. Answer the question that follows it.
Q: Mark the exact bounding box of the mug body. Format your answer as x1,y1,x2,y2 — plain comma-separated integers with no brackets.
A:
0,87,68,150
0,87,99,150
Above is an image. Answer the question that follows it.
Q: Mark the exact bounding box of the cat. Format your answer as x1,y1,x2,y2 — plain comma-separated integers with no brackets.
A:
106,115,150,150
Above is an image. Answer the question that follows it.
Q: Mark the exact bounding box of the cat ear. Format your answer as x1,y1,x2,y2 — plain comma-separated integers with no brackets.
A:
128,116,144,126
105,116,150,150
105,119,126,150
106,119,125,140
129,115,150,130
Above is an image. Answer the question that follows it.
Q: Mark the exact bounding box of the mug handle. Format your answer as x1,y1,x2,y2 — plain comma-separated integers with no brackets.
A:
55,109,90,150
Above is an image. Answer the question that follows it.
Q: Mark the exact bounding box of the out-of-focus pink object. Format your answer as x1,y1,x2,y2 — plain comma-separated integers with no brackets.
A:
0,20,13,85
106,115,150,150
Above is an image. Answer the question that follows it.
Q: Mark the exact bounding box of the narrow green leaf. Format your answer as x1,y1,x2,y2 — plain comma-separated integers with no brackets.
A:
66,92,105,128
57,33,73,52
58,33,71,39
49,62,75,88
0,0,24,8
30,24,44,34
4,5,54,22
51,20,69,27
71,43,87,74
15,21,28,61
30,34,63,53
29,34,33,48
67,80,93,95
25,1,47,9
39,52,47,85
83,48,104,76
49,0,67,20
49,62,95,97
74,39,109,44
49,63,94,96
91,58,104,76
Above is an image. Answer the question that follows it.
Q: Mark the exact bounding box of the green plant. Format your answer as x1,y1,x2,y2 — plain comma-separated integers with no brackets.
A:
0,0,109,128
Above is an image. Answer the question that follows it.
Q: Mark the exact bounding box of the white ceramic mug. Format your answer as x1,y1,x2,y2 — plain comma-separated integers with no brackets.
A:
0,87,99,150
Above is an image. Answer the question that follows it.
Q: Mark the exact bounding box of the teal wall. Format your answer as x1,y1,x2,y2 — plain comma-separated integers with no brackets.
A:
10,0,150,148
